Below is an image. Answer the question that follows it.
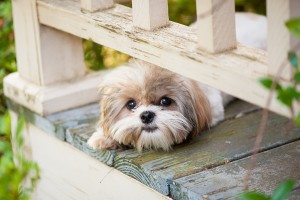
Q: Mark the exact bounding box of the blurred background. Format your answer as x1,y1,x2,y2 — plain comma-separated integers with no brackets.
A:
0,0,265,199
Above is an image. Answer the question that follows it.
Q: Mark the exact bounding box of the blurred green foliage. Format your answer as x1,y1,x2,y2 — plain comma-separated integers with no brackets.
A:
1,1,40,199
237,179,296,200
260,18,300,125
169,0,196,25
0,0,17,115
235,0,266,15
168,0,266,26
0,112,40,200
84,40,129,71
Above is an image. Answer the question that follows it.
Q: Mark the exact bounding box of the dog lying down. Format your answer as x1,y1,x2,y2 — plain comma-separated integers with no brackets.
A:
87,12,267,152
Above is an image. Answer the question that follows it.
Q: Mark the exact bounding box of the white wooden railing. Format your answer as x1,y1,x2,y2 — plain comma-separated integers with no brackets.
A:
4,0,300,118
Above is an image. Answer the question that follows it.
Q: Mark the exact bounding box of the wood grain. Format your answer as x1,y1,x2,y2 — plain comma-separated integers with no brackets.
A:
114,110,300,195
6,98,99,140
170,140,300,199
66,124,116,166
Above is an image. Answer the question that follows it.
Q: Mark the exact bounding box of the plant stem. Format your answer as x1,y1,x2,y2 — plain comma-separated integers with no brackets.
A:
243,60,288,191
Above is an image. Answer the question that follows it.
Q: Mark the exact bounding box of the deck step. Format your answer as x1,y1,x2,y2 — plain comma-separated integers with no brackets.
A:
7,99,300,199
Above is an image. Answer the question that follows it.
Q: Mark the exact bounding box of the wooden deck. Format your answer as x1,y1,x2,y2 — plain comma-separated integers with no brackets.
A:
8,99,300,199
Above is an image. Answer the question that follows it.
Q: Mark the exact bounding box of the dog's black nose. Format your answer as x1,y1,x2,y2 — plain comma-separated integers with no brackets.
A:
140,111,155,124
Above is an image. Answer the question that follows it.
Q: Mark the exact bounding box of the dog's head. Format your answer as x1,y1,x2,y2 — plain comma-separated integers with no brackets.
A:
98,60,212,151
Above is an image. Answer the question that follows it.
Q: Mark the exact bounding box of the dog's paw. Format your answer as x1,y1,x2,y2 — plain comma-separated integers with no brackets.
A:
87,130,119,150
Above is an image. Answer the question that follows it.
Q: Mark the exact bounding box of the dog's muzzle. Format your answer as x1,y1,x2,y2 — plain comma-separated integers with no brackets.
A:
140,111,155,124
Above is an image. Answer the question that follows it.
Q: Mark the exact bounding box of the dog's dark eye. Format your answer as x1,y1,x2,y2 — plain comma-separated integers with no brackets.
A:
126,100,137,110
160,97,172,106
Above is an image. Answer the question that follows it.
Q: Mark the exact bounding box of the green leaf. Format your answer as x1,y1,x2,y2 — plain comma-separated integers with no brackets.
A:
277,86,300,107
0,112,11,135
271,179,296,200
259,77,282,91
237,191,270,200
260,78,273,89
288,52,299,69
286,18,300,39
295,113,300,126
16,115,25,138
294,71,300,84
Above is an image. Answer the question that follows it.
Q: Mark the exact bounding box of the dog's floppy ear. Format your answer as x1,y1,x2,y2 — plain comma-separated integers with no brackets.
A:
98,84,122,137
185,80,212,137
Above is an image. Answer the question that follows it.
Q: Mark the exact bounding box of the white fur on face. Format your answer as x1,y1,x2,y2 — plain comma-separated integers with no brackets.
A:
110,105,192,151
94,60,213,152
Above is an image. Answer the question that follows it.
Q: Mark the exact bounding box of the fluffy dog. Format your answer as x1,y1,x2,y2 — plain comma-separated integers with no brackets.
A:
88,60,225,152
87,13,267,152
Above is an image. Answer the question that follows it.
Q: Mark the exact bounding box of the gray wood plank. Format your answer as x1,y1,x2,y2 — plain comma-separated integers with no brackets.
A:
114,111,300,195
45,103,99,139
170,140,300,200
65,124,116,166
7,98,99,140
46,103,99,127
7,98,64,140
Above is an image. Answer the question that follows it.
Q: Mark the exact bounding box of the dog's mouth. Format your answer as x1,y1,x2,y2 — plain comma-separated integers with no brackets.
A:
141,126,158,133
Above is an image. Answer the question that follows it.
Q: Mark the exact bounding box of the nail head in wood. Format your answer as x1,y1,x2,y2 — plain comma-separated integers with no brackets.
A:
132,0,169,31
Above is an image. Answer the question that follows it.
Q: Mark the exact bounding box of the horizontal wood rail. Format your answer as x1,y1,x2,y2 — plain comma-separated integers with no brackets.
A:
36,0,289,116
4,0,299,116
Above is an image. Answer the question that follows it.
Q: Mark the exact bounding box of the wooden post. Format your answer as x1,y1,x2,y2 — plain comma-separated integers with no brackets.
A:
5,0,102,115
81,0,114,12
267,0,300,80
196,0,236,53
132,0,169,31
12,0,85,86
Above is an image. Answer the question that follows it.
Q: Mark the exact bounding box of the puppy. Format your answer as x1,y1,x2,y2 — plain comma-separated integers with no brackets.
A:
87,12,267,152
88,60,224,152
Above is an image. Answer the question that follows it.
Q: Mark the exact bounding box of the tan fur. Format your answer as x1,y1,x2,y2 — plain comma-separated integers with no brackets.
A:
187,81,212,136
88,60,213,152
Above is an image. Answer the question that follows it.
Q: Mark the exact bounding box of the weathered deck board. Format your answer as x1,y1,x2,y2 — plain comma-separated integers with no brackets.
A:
7,99,64,140
63,99,259,176
114,110,300,195
8,98,300,198
7,99,99,140
170,140,300,200
66,124,116,166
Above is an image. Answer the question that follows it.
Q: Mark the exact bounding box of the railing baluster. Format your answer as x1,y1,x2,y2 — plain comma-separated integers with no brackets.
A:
196,0,236,53
132,0,169,30
267,0,300,80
